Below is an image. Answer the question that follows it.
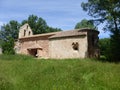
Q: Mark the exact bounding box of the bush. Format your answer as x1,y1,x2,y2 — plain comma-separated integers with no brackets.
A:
108,30,120,62
1,38,15,55
99,38,110,56
99,37,120,62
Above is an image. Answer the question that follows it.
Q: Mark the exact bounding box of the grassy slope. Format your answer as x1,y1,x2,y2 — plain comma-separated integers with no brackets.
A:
0,55,120,90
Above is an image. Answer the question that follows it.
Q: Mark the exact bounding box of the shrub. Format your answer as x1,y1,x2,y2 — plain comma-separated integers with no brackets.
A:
1,38,15,55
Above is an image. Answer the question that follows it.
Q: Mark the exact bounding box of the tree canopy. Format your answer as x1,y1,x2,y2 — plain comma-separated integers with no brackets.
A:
81,0,120,61
81,0,120,31
0,20,20,40
22,15,61,34
99,38,110,56
75,19,97,30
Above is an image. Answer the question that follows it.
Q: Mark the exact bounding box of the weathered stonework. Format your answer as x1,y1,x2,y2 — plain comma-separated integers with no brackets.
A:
19,23,33,38
15,24,99,59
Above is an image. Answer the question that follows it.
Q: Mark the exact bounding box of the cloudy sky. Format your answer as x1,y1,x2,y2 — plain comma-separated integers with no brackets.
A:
0,0,110,38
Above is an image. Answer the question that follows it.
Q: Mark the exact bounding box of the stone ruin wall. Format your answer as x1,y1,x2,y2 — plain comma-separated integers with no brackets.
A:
19,36,50,58
49,34,88,59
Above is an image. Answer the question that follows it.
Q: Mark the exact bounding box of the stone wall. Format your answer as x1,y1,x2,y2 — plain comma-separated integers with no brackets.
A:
49,35,88,59
19,35,51,58
19,24,33,38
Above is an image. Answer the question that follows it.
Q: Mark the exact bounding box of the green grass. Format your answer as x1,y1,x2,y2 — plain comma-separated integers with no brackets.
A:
0,54,120,90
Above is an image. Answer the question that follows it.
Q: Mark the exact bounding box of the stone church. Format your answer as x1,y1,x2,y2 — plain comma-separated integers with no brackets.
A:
15,23,99,59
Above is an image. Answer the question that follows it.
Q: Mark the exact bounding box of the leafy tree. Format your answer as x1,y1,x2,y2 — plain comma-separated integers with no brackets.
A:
75,19,97,29
1,37,15,54
99,38,110,55
0,20,20,40
22,15,61,34
0,20,20,54
81,0,120,62
46,26,61,33
0,39,2,47
109,30,120,62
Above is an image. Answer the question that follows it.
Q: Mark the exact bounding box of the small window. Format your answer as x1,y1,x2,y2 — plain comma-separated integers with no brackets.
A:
72,42,79,51
28,31,31,35
24,30,26,36
27,25,28,29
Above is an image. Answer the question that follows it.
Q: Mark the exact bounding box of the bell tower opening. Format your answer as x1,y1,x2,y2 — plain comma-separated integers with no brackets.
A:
18,23,33,38
24,30,26,36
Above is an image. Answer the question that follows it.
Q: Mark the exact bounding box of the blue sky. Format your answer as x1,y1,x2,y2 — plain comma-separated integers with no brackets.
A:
0,0,110,38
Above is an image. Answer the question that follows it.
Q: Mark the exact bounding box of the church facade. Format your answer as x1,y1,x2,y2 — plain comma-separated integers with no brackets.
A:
15,24,100,59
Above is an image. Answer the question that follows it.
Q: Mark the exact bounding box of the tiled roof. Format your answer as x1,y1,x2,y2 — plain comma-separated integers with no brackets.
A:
19,28,99,39
49,29,88,39
19,32,59,39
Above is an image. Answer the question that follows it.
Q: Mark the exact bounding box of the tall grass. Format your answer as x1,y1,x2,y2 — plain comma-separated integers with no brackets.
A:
0,54,35,61
0,54,120,90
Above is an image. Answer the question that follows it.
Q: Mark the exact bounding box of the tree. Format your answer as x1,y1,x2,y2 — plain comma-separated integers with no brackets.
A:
99,38,110,55
0,20,20,40
0,39,3,47
75,19,97,29
0,20,20,54
81,0,120,62
22,15,61,34
1,37,15,54
46,26,61,33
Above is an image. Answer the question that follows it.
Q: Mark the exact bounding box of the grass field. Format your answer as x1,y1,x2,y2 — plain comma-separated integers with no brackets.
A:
0,54,120,90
